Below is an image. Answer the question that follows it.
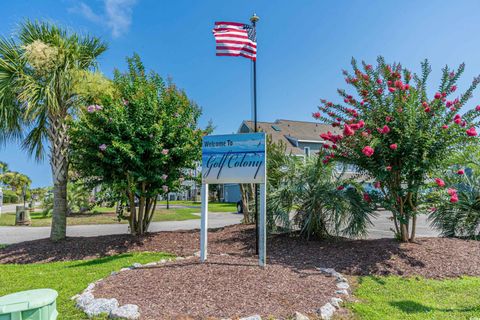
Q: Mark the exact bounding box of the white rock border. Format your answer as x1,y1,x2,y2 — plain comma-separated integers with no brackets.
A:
72,256,193,319
73,256,349,320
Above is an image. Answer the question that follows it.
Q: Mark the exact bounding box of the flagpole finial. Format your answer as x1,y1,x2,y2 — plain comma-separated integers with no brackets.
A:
250,13,259,25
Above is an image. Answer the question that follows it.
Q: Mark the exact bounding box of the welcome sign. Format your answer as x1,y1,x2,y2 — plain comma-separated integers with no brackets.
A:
202,133,266,184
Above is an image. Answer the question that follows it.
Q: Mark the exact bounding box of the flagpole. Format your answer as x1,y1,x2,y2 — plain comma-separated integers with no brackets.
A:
250,13,259,255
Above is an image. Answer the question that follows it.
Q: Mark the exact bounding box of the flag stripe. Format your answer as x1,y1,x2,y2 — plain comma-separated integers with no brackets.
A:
215,40,257,48
213,21,257,61
215,21,244,26
216,46,256,54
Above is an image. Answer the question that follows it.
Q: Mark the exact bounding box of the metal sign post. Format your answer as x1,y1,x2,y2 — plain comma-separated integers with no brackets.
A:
200,133,267,266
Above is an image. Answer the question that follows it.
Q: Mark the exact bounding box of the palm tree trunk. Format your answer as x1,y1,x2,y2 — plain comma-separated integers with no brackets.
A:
49,117,69,241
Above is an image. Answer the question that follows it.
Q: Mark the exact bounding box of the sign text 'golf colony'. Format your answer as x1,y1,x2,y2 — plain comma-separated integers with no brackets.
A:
201,133,266,184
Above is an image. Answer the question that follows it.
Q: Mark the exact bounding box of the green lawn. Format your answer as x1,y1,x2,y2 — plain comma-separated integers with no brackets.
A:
0,202,236,227
0,252,172,319
349,276,480,320
159,200,237,212
0,208,200,227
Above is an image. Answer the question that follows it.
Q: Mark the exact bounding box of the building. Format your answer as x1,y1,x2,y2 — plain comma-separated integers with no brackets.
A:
220,119,338,203
238,119,338,156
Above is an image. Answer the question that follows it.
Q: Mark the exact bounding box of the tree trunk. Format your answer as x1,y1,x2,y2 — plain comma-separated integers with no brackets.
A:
400,222,409,242
410,215,417,242
49,117,69,242
239,183,254,224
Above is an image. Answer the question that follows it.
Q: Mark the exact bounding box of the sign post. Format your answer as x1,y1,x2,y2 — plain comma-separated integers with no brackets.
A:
200,132,267,266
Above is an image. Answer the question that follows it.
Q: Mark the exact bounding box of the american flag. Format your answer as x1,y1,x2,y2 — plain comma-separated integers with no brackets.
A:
213,21,257,61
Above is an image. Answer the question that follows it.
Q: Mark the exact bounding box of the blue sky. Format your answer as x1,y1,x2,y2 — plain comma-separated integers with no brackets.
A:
2,0,480,187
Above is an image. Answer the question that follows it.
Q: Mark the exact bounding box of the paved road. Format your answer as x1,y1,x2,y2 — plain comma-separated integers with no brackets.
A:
0,212,243,244
366,210,440,239
0,209,439,244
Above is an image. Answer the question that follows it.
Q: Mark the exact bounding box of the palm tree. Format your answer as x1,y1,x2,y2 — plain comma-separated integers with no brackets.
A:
0,20,107,240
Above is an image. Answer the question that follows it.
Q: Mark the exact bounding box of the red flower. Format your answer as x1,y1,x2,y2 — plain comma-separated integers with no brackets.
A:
442,125,449,129
376,89,383,95
366,64,373,70
380,125,391,134
312,112,321,119
374,181,381,189
388,87,396,93
337,185,345,191
450,194,459,203
361,131,369,137
390,143,398,150
466,127,478,136
450,85,457,92
362,146,374,157
343,124,355,136
447,188,457,196
386,166,392,171
457,169,465,175
454,114,462,124
386,116,392,122
434,92,442,99
403,84,410,90
477,105,480,111
435,178,445,187
363,193,372,203
424,107,431,113
376,78,382,84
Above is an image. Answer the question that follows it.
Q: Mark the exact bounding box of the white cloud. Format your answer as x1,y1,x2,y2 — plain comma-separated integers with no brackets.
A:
69,0,137,38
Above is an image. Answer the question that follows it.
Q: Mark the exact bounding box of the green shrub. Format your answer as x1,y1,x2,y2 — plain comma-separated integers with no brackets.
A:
2,190,18,204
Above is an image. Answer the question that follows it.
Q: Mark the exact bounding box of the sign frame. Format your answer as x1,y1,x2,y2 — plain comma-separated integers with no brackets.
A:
200,133,267,266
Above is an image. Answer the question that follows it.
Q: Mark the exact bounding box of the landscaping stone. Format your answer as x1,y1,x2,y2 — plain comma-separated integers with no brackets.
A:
240,315,262,320
143,262,157,267
84,298,119,318
336,282,350,290
330,297,343,308
85,283,95,292
109,304,140,319
318,303,335,320
293,311,310,320
75,292,94,309
132,263,142,268
120,267,131,272
335,289,349,296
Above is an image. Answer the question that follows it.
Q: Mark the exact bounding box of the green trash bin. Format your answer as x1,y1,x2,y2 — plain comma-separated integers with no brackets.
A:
0,289,58,320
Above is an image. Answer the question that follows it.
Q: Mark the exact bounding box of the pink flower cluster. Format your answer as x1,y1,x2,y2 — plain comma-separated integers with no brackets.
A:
448,188,458,203
87,105,103,113
320,131,343,144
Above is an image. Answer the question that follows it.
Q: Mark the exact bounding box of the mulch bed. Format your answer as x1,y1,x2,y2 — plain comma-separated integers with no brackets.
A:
1,224,479,279
93,255,336,319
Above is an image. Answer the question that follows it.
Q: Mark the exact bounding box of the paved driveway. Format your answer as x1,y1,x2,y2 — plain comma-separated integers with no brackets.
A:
0,212,243,244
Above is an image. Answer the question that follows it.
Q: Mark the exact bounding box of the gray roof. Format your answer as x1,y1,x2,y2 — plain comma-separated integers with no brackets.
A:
238,119,338,155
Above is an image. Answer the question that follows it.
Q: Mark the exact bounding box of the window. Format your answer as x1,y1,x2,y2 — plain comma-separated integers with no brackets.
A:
304,147,310,157
271,125,281,132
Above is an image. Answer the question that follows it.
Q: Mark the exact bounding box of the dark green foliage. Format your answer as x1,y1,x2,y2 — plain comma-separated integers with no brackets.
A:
428,171,480,239
70,54,206,234
268,150,377,239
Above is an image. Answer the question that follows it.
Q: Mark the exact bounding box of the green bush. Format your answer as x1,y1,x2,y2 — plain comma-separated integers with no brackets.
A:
268,154,377,239
2,190,18,204
428,170,480,239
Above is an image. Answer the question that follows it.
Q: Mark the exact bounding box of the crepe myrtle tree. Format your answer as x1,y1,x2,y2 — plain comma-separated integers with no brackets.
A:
312,57,480,242
70,55,206,235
